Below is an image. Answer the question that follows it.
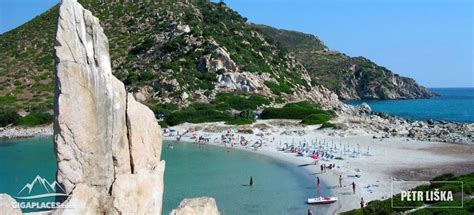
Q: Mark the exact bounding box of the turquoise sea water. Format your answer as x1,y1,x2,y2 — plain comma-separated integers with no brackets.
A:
0,137,57,212
345,88,474,123
0,137,332,214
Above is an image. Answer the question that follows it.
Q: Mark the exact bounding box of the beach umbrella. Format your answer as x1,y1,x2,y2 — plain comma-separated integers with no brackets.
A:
310,155,320,159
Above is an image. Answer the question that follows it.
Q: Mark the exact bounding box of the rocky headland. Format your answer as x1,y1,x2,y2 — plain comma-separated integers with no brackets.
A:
339,103,473,144
256,25,437,100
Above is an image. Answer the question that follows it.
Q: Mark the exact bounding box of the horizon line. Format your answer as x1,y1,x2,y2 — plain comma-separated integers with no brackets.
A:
427,86,474,89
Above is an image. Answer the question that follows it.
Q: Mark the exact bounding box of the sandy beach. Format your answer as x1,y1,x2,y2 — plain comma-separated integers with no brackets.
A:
163,119,474,214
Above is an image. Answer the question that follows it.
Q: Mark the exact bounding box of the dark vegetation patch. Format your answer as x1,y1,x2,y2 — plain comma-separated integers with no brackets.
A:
260,101,335,125
17,111,53,127
150,93,268,126
0,109,52,127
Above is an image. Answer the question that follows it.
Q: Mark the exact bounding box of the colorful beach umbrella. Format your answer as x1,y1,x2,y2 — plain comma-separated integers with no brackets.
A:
310,155,319,159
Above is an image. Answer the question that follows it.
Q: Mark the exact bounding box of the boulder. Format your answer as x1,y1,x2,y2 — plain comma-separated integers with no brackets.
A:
216,71,274,96
0,194,22,215
198,47,237,73
134,92,147,103
111,163,165,214
134,86,154,102
177,24,191,33
52,184,104,215
358,102,372,114
170,197,220,215
181,91,190,101
427,119,434,125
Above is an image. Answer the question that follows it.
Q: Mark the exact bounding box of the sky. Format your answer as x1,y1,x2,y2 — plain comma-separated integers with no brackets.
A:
1,0,472,88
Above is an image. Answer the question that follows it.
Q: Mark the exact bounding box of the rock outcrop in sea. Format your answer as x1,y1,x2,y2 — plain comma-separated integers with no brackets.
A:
0,194,22,215
52,0,165,213
170,197,221,215
336,104,474,144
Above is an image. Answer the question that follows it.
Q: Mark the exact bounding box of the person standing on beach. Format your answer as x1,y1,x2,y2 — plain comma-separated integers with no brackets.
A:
320,164,324,174
307,208,313,215
250,176,253,186
360,198,365,208
339,175,342,188
352,182,356,194
316,177,320,188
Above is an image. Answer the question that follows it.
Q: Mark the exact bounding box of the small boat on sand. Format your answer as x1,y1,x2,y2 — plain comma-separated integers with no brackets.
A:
307,196,338,204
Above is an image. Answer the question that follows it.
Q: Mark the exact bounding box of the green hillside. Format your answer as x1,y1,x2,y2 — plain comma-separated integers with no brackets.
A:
0,0,310,112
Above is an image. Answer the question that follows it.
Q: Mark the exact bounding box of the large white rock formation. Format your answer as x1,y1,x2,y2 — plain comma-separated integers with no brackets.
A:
53,0,164,213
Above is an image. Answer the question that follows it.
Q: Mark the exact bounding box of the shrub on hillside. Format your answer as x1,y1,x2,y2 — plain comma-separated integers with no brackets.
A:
0,95,17,106
150,103,179,115
301,114,330,125
264,81,293,95
165,106,231,126
18,112,53,127
213,93,270,111
260,101,330,120
225,117,255,125
274,96,285,104
0,109,20,127
239,109,255,119
158,121,169,128
319,122,335,129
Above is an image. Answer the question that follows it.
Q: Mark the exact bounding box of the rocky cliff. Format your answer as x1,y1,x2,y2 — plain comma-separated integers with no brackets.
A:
53,0,165,213
256,25,436,100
